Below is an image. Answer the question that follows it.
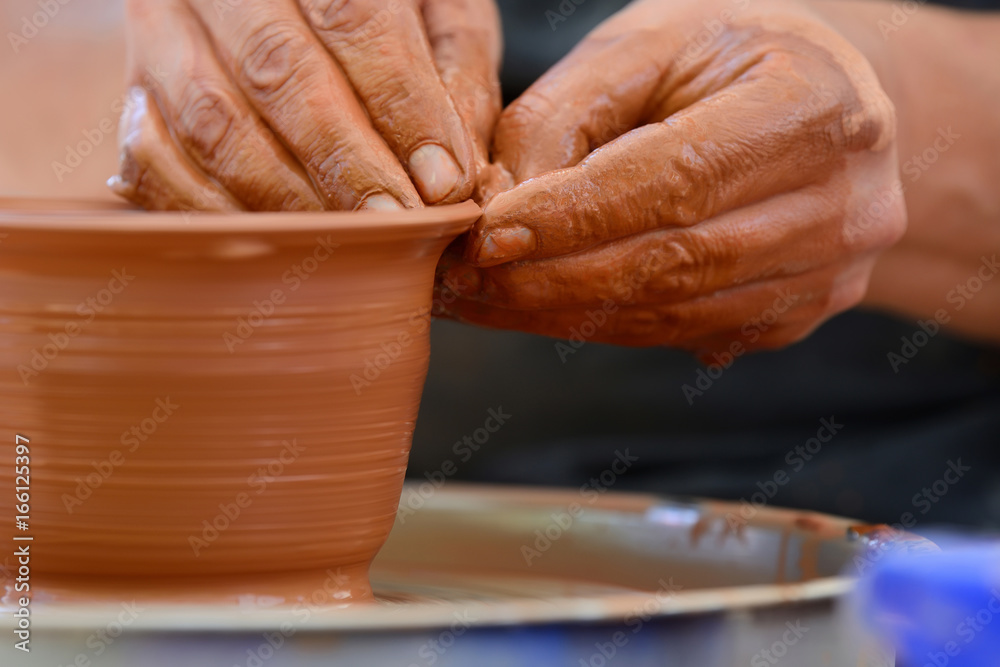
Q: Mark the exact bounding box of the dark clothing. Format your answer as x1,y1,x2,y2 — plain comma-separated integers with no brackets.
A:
409,0,1000,529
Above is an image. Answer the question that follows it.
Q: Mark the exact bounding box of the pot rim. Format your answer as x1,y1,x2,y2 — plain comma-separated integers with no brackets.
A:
0,197,482,236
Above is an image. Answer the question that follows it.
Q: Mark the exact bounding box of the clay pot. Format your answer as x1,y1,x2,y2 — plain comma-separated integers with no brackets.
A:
0,198,479,603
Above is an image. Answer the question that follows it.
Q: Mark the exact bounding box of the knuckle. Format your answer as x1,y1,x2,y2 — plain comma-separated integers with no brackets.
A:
175,81,238,164
847,87,897,153
645,236,704,300
239,22,311,96
363,75,418,123
495,92,560,144
805,68,896,154
660,148,708,226
117,144,168,210
632,304,686,343
304,0,369,35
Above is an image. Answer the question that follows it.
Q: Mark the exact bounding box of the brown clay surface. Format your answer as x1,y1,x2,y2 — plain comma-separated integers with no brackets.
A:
0,199,479,604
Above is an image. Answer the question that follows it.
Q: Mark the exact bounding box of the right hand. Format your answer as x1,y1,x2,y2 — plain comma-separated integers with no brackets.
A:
110,0,502,212
437,0,904,353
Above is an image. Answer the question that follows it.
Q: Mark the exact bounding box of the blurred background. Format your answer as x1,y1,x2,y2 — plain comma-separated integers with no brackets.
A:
4,0,999,534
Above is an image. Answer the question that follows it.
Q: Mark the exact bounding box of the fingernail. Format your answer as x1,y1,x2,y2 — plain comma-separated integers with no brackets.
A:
106,174,133,197
408,144,461,204
475,225,537,265
358,193,404,211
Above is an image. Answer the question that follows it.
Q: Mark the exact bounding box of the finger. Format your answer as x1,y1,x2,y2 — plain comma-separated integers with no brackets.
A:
109,86,241,212
488,0,728,184
492,27,658,183
442,261,871,347
680,271,877,358
471,58,881,267
421,0,504,202
446,186,864,310
297,0,477,204
130,0,322,211
193,0,421,211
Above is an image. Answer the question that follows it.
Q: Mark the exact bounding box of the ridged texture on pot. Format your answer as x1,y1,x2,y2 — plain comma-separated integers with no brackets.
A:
0,200,479,603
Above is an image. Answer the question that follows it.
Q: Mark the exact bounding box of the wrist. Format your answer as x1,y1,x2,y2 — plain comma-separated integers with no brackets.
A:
807,2,1000,338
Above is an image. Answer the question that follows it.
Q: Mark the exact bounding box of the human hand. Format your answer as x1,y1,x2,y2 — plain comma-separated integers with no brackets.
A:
438,0,905,355
109,0,502,211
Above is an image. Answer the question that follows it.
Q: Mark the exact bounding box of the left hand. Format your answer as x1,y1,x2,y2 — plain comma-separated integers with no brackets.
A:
436,0,906,356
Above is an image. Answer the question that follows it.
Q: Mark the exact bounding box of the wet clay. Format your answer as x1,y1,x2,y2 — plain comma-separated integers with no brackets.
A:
0,199,479,605
436,0,903,353
115,0,503,212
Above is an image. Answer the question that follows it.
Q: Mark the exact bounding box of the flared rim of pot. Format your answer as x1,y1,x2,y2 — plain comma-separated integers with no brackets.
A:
0,197,481,236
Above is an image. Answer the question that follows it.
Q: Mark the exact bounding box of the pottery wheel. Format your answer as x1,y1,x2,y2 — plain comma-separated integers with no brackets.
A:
22,484,859,632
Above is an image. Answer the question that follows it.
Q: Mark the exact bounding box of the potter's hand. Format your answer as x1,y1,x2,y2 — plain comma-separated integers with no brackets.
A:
438,0,905,353
110,0,501,211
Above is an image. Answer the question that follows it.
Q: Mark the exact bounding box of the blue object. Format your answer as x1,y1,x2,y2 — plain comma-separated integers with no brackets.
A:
854,537,1000,667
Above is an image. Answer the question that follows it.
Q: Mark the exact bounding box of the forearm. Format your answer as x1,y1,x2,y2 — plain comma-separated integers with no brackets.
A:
810,0,1000,342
